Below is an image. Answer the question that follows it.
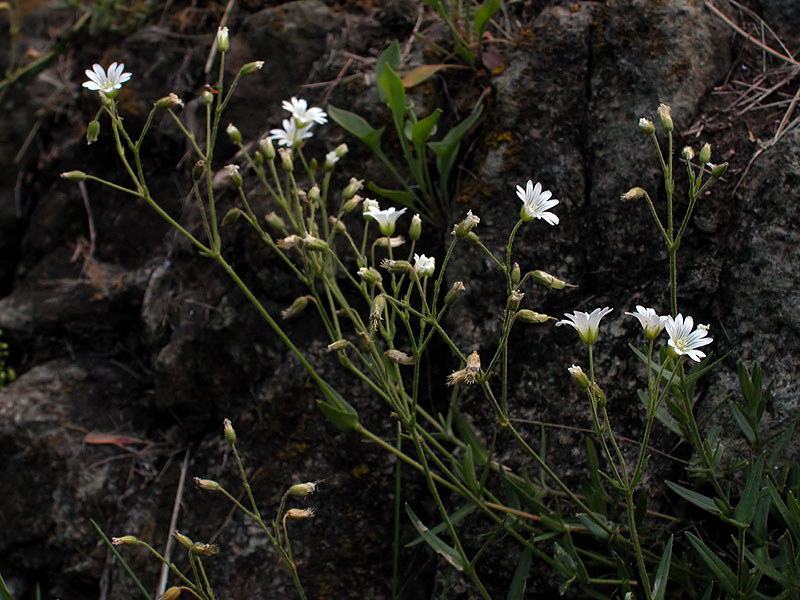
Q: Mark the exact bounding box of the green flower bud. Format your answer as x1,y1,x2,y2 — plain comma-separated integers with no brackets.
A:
638,117,655,135
445,281,466,306
409,213,422,241
657,103,673,132
259,137,276,160
216,26,229,53
193,477,221,491
162,586,182,600
568,365,589,390
224,164,242,187
264,211,286,232
698,143,711,165
223,418,236,444
172,531,194,549
453,210,480,238
192,160,205,181
308,186,321,205
287,481,319,497
111,535,139,546
531,270,573,289
343,177,363,200
334,143,348,158
154,93,183,110
226,123,242,145
86,120,100,145
710,162,728,179
239,61,264,76
357,266,382,286
517,310,554,324
221,208,243,226
61,170,87,182
302,235,328,252
201,90,214,105
510,262,521,286
380,259,412,274
281,295,312,320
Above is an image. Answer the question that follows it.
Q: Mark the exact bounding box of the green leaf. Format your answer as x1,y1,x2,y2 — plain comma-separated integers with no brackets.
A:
460,446,481,495
507,539,534,600
365,181,416,209
474,0,501,39
666,480,722,516
452,406,488,465
686,532,737,594
651,535,673,600
375,42,401,101
379,63,407,124
0,572,15,600
405,504,465,571
734,455,764,525
327,104,384,154
766,479,800,541
743,545,792,588
575,512,613,541
405,504,475,547
402,64,467,88
411,108,442,150
427,102,483,196
316,400,358,431
730,401,756,445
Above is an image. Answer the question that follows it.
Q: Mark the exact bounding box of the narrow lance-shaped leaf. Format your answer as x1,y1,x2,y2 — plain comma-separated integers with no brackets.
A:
651,535,673,600
686,532,737,595
507,539,534,600
405,504,465,571
474,0,501,39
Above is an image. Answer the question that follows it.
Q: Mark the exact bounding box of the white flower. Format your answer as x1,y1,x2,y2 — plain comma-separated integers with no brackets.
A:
269,118,313,147
324,150,339,169
516,180,559,225
413,254,435,277
556,307,613,345
625,305,667,340
362,198,380,215
281,97,327,127
364,206,407,236
663,314,713,362
82,62,132,95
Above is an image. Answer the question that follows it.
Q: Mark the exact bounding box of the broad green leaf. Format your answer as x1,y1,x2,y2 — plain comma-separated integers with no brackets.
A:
411,109,442,150
401,64,465,88
651,535,673,600
375,42,401,102
452,406,488,465
326,104,384,154
428,102,483,195
665,480,721,515
316,400,358,431
507,540,534,600
365,181,416,209
474,0,501,39
379,64,407,125
734,454,764,525
686,532,737,595
405,504,465,571
405,504,475,547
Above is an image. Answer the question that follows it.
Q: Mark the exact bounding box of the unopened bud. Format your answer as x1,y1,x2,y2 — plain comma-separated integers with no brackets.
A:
154,93,183,110
111,535,139,546
568,365,589,389
221,208,243,226
202,90,214,106
681,146,694,161
172,531,194,549
240,60,264,75
517,310,554,324
86,120,100,144
409,213,422,241
264,211,286,232
308,186,321,204
329,216,346,233
531,270,573,289
259,137,276,160
61,170,87,182
279,148,293,171
223,418,236,444
193,477,221,491
590,382,606,406
380,258,412,274
326,339,349,352
510,262,521,286
162,587,182,600
281,295,313,319
285,508,315,520
190,542,219,557
698,143,711,165
343,177,364,200
302,235,328,252
357,266,382,286
710,162,728,179
507,289,524,312
334,143,348,158
657,103,673,132
216,26,229,53
370,295,386,329
445,281,466,306
342,194,363,214
374,235,404,248
287,481,320,497
385,349,415,365
192,160,205,181
620,187,647,203
453,210,480,238
638,117,655,135
224,164,242,187
226,123,242,145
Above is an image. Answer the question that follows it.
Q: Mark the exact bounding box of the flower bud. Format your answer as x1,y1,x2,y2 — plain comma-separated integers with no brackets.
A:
281,295,313,319
287,481,319,497
464,231,479,244
510,262,521,286
277,234,302,249
638,117,655,135
259,137,276,160
216,26,229,53
173,531,194,549
202,90,214,105
568,365,589,389
190,542,219,556
192,160,205,181
507,289,523,312
698,143,711,165
380,258,412,274
590,382,606,406
302,235,328,252
61,170,87,182
223,418,236,444
162,587,182,600
444,281,466,306
341,194,362,214
221,208,243,226
370,295,386,329
193,477,221,491
324,150,338,171
357,266,382,286
285,508,315,520
531,270,573,289
86,120,100,145
279,148,293,171
154,93,183,110
264,211,286,232
327,340,349,352
308,186,321,205
334,143,348,158
681,146,694,161
453,210,480,238
620,187,647,203
517,310,554,324
226,123,242,145
710,162,728,179
111,535,139,546
239,61,264,76
385,349,415,365
224,164,242,187
409,213,422,241
343,177,364,200
657,103,673,132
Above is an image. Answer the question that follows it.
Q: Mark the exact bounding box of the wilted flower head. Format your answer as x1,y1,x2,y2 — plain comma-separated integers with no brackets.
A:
638,117,655,135
364,206,407,236
556,307,613,345
516,180,559,225
413,254,435,277
446,351,481,386
625,305,666,339
82,62,132,95
270,118,313,147
567,364,590,389
282,97,327,127
664,314,713,362
453,210,481,238
362,198,380,215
